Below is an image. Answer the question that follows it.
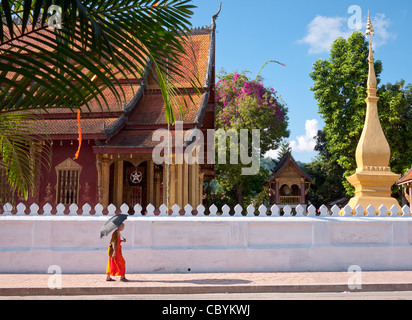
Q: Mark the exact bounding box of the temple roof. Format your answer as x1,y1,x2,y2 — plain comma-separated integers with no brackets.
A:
16,24,216,143
397,167,412,186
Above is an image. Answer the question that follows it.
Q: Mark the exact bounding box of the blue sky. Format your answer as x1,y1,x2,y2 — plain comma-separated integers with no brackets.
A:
191,0,412,163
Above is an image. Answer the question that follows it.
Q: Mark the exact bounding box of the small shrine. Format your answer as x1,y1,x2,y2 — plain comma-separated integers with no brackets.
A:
264,152,312,208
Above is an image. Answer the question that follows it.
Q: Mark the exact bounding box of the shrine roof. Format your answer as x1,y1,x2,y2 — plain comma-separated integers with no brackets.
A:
265,152,313,184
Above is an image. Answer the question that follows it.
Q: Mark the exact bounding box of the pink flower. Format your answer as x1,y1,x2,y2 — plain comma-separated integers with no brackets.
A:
234,74,240,81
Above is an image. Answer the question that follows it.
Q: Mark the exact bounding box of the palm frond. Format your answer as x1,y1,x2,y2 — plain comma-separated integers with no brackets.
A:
1,0,200,117
0,112,51,201
1,0,203,200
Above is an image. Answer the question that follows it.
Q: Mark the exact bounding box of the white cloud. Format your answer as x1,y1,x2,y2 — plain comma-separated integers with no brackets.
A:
264,149,280,160
372,13,397,47
290,119,319,153
298,16,351,54
298,13,396,54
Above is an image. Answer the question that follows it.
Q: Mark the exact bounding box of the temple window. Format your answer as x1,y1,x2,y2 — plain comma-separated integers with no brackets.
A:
55,158,82,205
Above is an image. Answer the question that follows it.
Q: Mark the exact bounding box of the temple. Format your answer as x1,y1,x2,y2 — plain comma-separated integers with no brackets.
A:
13,16,219,210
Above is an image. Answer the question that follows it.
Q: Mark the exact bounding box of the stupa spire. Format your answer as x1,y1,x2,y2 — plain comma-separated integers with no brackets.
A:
346,11,401,215
366,12,377,91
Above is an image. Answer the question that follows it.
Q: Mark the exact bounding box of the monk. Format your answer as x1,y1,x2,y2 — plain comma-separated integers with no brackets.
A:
106,223,128,282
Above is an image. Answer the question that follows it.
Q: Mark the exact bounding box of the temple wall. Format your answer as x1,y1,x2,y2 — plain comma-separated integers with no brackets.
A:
38,141,99,206
1,216,412,273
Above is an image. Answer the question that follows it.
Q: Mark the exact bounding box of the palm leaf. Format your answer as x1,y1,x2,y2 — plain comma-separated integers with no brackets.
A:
1,0,200,116
1,0,203,200
0,112,51,201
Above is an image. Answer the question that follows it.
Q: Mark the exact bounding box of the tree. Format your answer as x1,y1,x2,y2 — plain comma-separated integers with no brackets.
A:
214,70,290,207
310,31,412,198
1,0,198,200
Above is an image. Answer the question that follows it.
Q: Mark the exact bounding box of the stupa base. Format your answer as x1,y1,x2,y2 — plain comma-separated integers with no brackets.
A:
346,170,401,215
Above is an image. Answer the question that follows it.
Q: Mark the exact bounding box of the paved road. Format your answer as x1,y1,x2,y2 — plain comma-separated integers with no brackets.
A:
3,291,412,300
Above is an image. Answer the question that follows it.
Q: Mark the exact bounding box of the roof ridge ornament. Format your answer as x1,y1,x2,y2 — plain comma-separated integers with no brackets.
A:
211,2,222,28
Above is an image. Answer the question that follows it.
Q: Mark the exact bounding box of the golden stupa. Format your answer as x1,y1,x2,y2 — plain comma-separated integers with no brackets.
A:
346,12,401,214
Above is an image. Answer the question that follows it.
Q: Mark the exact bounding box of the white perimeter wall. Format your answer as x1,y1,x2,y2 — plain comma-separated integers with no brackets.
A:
1,216,412,273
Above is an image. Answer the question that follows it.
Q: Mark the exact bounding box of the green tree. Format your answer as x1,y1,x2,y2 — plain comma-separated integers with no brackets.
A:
214,70,290,207
310,31,412,198
1,0,198,200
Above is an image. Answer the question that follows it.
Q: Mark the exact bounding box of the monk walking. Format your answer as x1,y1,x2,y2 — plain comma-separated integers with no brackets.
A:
106,223,128,282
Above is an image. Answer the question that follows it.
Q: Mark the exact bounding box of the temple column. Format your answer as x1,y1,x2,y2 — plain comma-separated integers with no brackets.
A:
101,156,110,208
155,171,161,208
199,171,204,206
147,160,155,205
410,183,412,215
162,164,167,207
194,163,200,207
176,164,183,207
300,178,306,205
189,163,196,207
169,164,176,207
114,160,123,207
183,161,189,206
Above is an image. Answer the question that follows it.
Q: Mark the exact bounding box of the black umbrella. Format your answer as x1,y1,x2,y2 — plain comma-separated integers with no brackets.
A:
100,214,128,239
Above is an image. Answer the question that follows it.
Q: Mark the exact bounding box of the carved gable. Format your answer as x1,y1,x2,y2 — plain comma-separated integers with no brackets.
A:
55,158,83,171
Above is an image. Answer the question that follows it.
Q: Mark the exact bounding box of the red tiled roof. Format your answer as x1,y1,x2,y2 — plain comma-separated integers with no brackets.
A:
127,92,204,126
29,118,119,135
34,85,141,116
7,25,215,140
95,128,197,150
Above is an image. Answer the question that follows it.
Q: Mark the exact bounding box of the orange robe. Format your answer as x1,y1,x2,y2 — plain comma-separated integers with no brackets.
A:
106,230,126,276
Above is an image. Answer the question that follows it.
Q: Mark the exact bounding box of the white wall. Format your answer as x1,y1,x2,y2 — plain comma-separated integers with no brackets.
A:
1,216,412,273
